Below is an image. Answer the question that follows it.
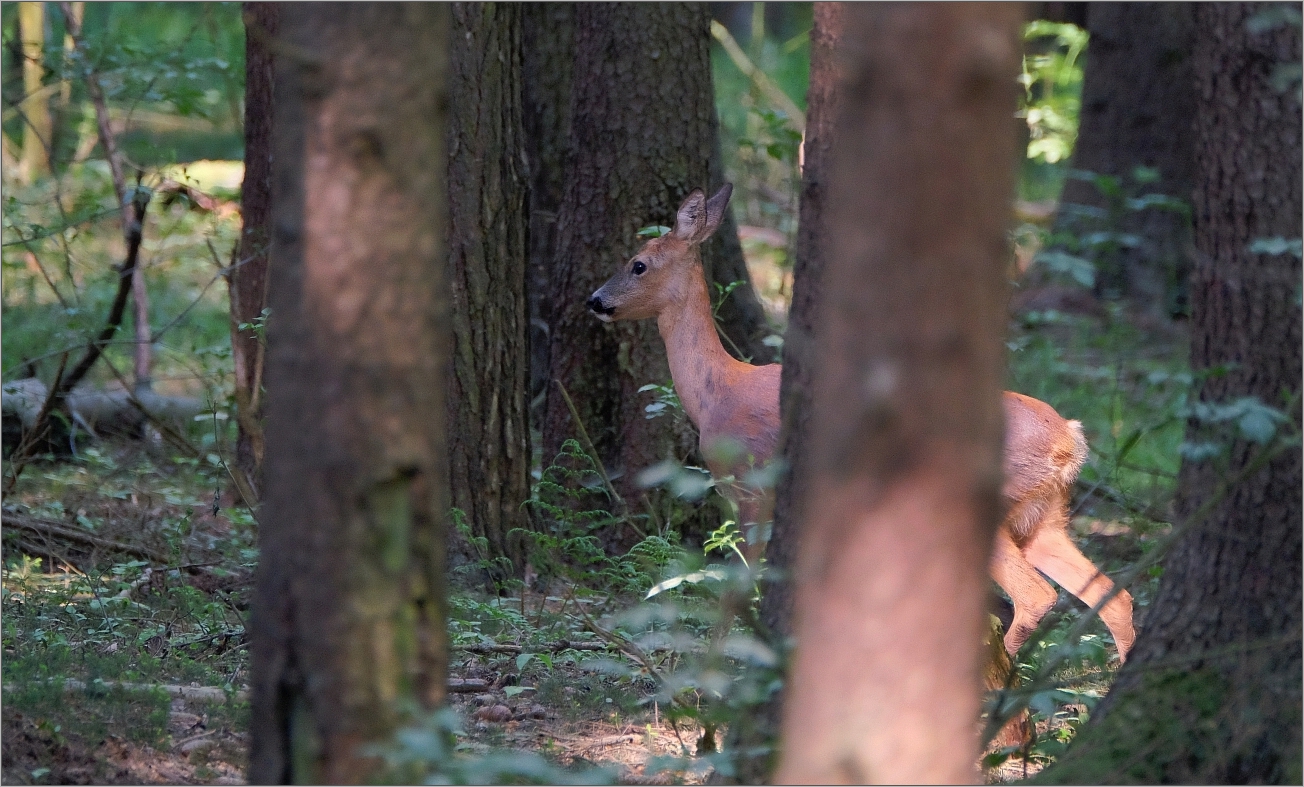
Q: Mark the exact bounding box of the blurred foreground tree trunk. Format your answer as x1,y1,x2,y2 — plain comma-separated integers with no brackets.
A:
1052,3,1197,314
542,3,761,534
249,5,450,783
227,1,277,504
1042,5,1302,782
775,4,1021,782
447,2,531,576
724,4,842,781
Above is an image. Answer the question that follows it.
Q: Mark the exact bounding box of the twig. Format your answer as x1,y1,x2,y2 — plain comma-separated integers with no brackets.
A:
51,185,151,403
209,405,260,519
554,380,625,509
554,380,648,541
709,20,806,131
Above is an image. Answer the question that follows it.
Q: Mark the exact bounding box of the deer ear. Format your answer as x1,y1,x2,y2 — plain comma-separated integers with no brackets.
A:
701,183,733,241
673,189,708,241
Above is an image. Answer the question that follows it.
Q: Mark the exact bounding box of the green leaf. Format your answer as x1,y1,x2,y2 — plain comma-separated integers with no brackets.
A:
1248,236,1303,258
1034,250,1096,288
504,685,526,697
645,568,728,599
1238,409,1278,443
637,225,671,238
515,652,535,672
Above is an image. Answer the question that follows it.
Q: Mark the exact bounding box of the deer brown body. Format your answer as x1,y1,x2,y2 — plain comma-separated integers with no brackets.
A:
587,185,1135,661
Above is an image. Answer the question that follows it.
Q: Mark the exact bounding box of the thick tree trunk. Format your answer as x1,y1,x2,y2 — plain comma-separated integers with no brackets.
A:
724,5,842,781
248,5,450,783
1053,3,1197,313
1043,5,1302,783
542,3,751,517
774,4,1020,782
521,3,574,424
228,2,277,504
447,2,531,575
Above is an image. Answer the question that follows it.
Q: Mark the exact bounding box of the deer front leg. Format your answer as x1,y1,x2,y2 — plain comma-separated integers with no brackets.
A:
731,486,774,569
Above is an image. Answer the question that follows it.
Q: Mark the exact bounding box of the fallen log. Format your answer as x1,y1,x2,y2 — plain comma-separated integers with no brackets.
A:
3,377,203,451
2,510,171,564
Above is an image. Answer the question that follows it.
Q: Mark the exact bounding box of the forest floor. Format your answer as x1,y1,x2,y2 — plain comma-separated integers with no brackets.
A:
1,293,1188,784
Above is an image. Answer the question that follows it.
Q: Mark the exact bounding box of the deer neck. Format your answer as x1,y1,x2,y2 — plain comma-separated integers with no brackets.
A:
656,266,735,431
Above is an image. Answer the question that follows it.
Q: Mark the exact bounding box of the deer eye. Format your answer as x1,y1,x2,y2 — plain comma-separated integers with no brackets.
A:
632,260,647,275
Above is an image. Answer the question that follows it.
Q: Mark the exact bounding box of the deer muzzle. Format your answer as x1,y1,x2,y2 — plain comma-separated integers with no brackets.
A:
587,293,616,321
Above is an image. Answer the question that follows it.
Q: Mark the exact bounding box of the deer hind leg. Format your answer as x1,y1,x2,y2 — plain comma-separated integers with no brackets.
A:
1024,522,1136,661
990,527,1058,657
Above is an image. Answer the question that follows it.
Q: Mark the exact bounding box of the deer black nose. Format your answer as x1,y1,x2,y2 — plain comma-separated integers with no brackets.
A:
587,295,614,316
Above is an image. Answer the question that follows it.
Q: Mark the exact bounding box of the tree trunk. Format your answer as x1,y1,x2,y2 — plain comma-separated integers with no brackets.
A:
774,4,1021,782
1042,5,1302,783
248,5,450,783
521,3,574,425
1052,3,1197,314
725,5,843,781
228,1,277,504
542,3,753,523
18,2,50,183
446,2,531,575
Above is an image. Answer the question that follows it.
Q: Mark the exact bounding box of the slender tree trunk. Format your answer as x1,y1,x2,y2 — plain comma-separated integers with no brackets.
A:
775,5,1021,782
18,2,50,183
543,3,743,515
725,5,842,781
248,5,450,783
1043,6,1302,783
447,2,530,574
521,3,574,426
228,2,278,504
1052,3,1197,313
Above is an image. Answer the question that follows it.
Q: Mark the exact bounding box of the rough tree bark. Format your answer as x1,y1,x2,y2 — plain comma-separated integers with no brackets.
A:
447,2,531,573
724,5,842,781
521,3,574,422
1052,3,1197,313
248,5,450,783
228,1,277,504
775,4,1021,782
1042,5,1302,783
542,3,762,514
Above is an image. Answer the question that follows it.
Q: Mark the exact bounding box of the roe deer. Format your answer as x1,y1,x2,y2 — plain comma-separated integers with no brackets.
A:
586,184,1135,661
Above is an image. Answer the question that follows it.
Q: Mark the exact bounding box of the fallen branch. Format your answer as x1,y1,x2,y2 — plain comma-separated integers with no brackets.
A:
447,677,491,693
5,676,495,702
454,640,611,656
2,511,171,564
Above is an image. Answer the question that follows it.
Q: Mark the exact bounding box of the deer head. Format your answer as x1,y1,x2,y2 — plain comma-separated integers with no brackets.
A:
586,184,733,322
